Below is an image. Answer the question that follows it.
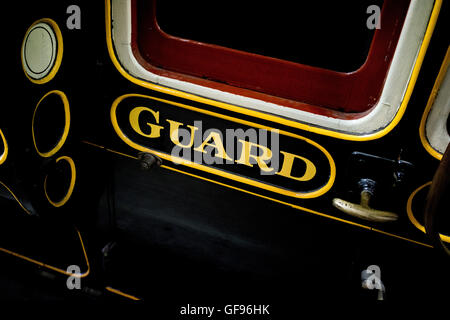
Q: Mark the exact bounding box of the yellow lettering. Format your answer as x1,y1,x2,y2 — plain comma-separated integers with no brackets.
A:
236,140,274,173
276,151,316,181
193,131,232,161
167,120,199,148
129,106,164,138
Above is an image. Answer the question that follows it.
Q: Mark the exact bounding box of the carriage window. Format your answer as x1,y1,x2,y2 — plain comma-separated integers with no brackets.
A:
133,0,410,114
112,0,436,136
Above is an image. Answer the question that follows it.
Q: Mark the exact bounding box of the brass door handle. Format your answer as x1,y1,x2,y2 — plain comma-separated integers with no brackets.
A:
332,190,398,223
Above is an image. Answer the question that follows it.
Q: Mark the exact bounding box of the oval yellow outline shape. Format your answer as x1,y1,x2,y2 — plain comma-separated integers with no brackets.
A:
0,129,8,165
105,0,442,142
406,182,450,243
21,18,63,85
419,46,450,161
111,93,336,199
44,156,76,208
32,90,71,158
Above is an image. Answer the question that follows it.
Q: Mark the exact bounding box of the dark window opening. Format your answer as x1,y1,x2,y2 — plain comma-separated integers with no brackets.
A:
156,0,383,73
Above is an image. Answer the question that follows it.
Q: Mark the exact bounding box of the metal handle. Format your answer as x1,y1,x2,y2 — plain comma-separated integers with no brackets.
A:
333,190,398,223
138,152,162,171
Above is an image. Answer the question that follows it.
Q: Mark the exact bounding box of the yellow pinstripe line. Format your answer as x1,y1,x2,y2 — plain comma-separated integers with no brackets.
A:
105,286,141,301
0,129,7,165
0,180,31,215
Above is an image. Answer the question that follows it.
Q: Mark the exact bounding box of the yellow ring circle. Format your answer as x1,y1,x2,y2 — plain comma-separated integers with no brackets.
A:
44,156,76,208
406,182,450,243
32,90,70,158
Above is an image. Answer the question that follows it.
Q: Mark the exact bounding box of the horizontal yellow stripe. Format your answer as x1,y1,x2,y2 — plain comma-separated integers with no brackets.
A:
105,286,141,301
82,140,138,159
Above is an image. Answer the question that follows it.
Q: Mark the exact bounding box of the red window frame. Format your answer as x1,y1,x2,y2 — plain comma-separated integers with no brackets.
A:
131,0,410,119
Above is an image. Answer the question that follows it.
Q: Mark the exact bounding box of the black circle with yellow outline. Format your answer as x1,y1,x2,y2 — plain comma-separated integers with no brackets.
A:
44,156,76,208
32,90,70,158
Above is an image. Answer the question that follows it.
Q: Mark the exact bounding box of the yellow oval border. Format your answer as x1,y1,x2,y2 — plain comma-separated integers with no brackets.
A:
105,0,442,141
44,156,76,208
419,46,450,160
21,18,63,85
406,181,450,243
32,90,71,158
111,93,336,199
0,129,8,165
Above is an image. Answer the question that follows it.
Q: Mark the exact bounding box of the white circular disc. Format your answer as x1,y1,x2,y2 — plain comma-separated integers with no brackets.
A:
22,22,57,80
